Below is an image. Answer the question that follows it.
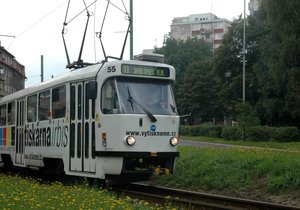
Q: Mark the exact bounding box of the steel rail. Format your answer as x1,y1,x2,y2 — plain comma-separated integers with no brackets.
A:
114,182,299,210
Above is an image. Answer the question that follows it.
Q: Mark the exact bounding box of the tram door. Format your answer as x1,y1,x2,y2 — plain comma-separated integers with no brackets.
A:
15,99,25,165
70,82,96,173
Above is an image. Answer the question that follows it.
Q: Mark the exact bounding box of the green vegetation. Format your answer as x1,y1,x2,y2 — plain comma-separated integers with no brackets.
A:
181,135,300,151
152,146,300,194
180,125,300,142
156,0,300,127
0,174,173,210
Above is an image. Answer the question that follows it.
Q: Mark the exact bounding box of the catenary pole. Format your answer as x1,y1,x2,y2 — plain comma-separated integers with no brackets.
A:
130,0,133,60
242,0,246,102
41,55,44,82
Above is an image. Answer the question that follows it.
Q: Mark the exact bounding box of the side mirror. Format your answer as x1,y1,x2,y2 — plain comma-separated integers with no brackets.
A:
86,81,98,100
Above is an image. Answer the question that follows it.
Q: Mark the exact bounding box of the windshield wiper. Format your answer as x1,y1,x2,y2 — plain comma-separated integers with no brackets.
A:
127,87,157,122
170,104,176,113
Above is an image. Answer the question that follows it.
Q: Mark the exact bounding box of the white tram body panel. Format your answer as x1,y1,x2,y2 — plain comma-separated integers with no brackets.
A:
0,59,179,181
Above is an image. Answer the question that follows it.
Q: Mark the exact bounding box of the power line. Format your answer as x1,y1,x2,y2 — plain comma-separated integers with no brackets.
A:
0,35,15,38
5,1,67,50
16,0,68,38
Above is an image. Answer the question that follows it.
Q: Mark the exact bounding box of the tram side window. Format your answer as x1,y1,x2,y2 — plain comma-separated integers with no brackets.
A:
52,86,66,119
38,90,50,121
85,82,95,119
27,94,37,122
0,104,6,126
7,102,15,125
101,79,119,114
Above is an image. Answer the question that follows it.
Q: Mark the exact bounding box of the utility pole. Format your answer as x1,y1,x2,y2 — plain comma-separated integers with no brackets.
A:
130,0,133,60
41,55,44,82
242,0,246,102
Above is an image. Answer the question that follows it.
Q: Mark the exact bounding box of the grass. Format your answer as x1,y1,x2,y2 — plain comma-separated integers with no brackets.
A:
0,174,176,210
151,146,300,194
2,137,300,208
181,135,300,152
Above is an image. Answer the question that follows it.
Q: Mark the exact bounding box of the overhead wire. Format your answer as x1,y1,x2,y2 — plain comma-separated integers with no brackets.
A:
121,0,129,15
64,0,98,25
16,0,68,38
8,0,68,49
106,0,128,15
62,0,130,66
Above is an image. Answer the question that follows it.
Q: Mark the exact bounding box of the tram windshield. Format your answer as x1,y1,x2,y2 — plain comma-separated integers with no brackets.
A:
101,77,177,116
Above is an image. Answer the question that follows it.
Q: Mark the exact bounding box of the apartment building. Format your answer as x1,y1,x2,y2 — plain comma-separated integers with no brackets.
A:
0,44,26,98
248,0,260,15
170,13,231,49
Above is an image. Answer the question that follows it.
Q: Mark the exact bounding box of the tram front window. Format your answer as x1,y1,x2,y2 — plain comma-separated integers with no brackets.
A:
117,78,177,115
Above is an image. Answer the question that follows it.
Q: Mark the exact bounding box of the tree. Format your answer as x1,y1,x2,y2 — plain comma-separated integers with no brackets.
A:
176,59,220,123
235,102,260,141
256,0,300,127
156,37,214,118
213,15,263,119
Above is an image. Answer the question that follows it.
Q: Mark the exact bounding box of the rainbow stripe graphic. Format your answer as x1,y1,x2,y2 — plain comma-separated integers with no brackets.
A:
0,127,13,146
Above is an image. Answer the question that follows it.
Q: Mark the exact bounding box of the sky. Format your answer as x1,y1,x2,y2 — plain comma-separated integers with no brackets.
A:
0,0,249,87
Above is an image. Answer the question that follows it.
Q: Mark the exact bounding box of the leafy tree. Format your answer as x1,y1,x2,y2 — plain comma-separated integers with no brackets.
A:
156,1,300,128
176,59,220,123
256,0,300,127
235,102,260,141
213,15,263,119
155,37,213,118
213,1,300,128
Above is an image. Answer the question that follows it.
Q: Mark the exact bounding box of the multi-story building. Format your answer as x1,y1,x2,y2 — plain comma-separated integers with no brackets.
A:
248,0,260,15
0,44,26,98
170,13,231,49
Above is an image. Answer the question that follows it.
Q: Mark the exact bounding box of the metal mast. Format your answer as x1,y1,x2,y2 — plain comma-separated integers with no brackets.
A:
130,0,133,60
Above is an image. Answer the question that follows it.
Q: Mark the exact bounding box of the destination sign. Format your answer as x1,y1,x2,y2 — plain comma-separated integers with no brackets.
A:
121,64,170,77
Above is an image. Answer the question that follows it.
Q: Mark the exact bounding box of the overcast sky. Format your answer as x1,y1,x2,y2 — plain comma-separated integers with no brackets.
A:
0,0,249,87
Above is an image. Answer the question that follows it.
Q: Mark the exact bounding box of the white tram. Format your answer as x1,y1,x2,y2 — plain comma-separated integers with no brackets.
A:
0,57,179,182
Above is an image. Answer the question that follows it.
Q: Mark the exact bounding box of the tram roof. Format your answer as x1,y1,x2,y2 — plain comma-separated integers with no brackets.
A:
0,60,175,103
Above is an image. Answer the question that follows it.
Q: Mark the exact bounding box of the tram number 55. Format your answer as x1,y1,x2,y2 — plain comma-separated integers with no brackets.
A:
107,66,116,73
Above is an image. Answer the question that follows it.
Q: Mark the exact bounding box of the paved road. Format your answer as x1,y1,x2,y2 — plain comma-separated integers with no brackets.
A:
180,139,234,148
180,139,297,153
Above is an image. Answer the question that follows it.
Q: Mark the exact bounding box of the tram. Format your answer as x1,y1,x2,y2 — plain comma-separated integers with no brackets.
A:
0,55,179,182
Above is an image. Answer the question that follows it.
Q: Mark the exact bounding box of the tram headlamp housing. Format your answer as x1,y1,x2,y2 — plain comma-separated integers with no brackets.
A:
170,137,179,146
126,136,136,146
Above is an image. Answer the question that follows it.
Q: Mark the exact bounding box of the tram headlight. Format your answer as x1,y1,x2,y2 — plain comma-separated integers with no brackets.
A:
126,136,136,146
170,137,179,146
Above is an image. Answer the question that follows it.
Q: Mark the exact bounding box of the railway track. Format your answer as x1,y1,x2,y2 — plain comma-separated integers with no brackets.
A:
114,182,299,210
1,166,298,209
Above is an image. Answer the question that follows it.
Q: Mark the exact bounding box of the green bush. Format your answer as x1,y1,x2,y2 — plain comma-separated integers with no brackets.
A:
189,126,200,136
180,125,300,142
222,126,242,141
179,125,223,138
271,127,300,142
247,126,274,142
179,126,189,136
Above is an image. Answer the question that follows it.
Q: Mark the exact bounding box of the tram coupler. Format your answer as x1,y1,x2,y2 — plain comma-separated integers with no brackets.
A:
152,166,171,175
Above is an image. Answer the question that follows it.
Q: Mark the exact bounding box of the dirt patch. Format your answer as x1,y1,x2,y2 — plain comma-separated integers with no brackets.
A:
146,180,300,208
205,189,300,208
